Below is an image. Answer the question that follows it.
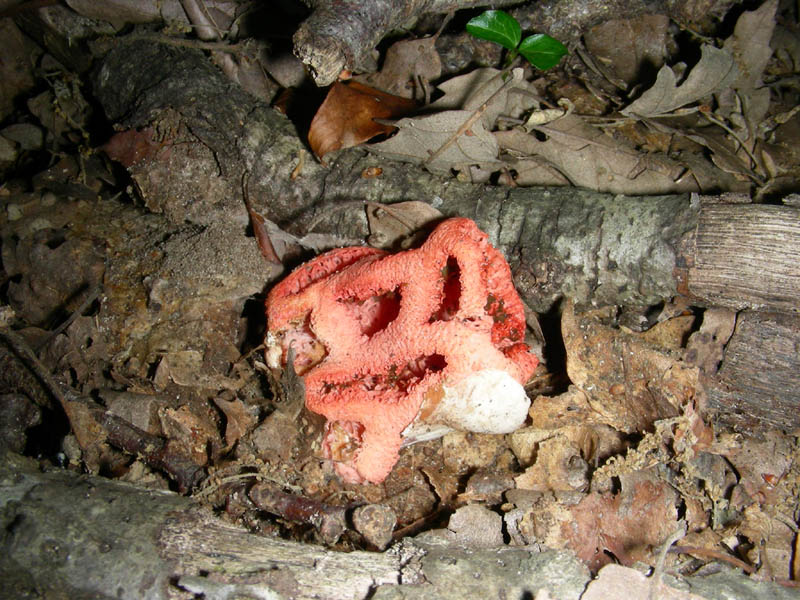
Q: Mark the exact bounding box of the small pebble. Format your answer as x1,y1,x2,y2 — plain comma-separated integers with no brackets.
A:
352,504,396,550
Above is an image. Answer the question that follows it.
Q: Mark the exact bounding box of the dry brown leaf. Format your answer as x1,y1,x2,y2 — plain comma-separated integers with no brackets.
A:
516,473,678,570
497,157,570,187
361,37,441,100
739,504,796,580
308,80,417,160
621,44,739,117
514,434,589,492
368,110,500,174
723,0,777,92
563,475,679,570
584,15,669,85
495,117,697,194
441,431,509,474
159,405,220,466
724,436,795,512
101,127,164,167
562,302,698,432
152,350,245,392
250,410,302,463
637,314,696,353
430,67,538,130
213,396,258,448
684,308,736,375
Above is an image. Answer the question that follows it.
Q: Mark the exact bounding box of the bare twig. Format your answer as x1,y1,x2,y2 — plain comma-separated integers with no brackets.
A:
33,278,103,353
649,521,686,600
179,0,223,41
249,481,348,544
122,32,249,55
700,110,765,184
669,544,755,574
93,409,206,494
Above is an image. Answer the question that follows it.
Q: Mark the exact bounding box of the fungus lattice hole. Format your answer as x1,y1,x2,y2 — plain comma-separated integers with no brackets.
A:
343,288,402,337
351,354,447,394
430,257,461,322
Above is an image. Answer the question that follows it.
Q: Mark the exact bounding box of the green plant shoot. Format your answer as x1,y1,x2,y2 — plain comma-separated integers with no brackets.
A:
466,10,567,71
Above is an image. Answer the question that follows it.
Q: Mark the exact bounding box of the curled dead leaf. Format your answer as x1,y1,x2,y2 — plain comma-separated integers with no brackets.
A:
308,80,417,161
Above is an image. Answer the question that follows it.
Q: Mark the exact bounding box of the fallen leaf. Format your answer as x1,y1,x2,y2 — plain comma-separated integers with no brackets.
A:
562,302,697,432
159,405,221,466
637,314,696,353
495,116,696,194
739,503,796,580
101,127,164,167
308,80,417,160
714,0,778,156
368,110,500,174
441,431,509,473
621,44,738,117
517,472,679,570
497,157,570,187
514,434,589,492
213,396,258,448
584,15,669,85
361,37,441,100
562,474,679,569
723,0,777,91
684,308,736,375
153,350,245,392
430,67,538,129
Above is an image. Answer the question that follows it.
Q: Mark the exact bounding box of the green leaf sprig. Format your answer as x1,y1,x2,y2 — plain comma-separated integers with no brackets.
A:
466,10,567,71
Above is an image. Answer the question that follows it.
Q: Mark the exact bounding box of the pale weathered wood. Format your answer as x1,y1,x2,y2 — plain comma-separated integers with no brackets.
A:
685,204,800,314
0,451,592,600
160,511,402,599
704,311,800,432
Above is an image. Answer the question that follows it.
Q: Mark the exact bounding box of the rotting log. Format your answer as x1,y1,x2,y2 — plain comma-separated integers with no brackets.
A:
291,0,741,86
680,203,800,314
292,0,520,86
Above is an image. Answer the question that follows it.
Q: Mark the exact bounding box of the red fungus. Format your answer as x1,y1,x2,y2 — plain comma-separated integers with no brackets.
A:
265,218,538,484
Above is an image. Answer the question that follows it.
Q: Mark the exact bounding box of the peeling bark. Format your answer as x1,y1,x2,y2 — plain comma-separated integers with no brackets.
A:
703,311,800,432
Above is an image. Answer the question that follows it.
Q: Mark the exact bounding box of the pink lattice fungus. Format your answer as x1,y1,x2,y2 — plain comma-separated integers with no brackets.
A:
265,218,539,484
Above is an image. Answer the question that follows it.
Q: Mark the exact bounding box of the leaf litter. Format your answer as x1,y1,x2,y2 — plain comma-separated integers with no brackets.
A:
2,2,800,594
305,0,797,198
